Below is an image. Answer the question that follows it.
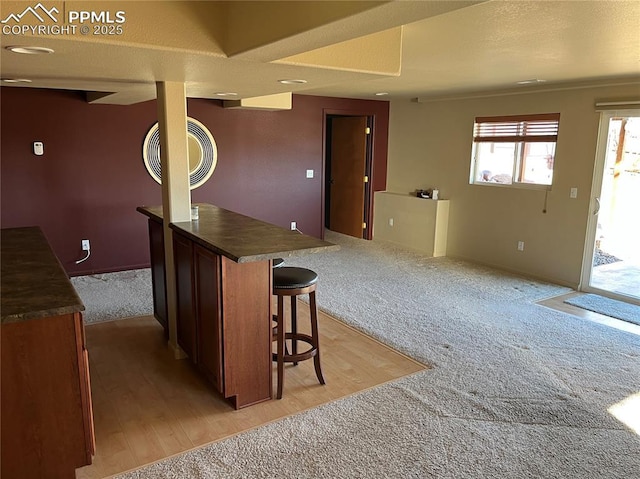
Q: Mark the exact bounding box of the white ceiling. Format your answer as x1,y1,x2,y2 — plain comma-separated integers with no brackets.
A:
1,1,639,104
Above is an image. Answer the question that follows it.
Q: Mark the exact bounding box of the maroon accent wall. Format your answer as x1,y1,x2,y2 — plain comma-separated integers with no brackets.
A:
1,87,388,275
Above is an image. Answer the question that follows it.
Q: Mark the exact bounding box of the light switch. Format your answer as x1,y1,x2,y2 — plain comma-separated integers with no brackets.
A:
570,187,578,199
33,141,44,156
306,169,314,179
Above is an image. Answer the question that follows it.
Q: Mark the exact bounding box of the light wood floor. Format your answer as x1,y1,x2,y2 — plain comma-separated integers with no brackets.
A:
76,303,426,479
538,291,640,335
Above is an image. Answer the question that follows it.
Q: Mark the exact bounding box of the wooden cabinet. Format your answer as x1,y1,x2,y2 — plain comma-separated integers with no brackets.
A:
1,314,95,479
173,235,225,393
173,237,226,392
148,217,168,333
172,231,271,408
1,227,95,479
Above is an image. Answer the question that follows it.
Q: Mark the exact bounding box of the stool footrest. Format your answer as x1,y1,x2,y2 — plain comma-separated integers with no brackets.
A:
272,332,317,363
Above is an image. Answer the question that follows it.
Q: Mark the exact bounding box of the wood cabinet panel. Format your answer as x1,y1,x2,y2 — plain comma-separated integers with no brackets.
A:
173,233,196,361
221,257,272,408
76,313,96,457
148,218,168,333
170,231,272,409
194,244,223,392
1,313,94,479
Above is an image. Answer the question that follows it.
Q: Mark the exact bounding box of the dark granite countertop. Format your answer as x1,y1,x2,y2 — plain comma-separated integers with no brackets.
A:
1,227,85,324
137,204,339,263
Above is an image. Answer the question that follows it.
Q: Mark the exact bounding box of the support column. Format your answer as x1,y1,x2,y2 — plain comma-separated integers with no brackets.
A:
156,81,191,358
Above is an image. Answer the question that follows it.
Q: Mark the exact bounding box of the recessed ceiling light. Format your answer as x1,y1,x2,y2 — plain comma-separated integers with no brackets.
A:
5,46,54,54
375,92,389,96
1,78,32,83
213,92,238,97
278,79,307,85
516,79,546,85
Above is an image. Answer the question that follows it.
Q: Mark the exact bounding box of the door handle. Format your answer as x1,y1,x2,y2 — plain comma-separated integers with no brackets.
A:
594,197,600,215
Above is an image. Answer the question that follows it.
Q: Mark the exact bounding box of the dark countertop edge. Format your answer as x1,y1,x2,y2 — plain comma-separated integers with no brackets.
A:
137,206,161,221
2,305,85,325
169,222,340,263
240,244,341,263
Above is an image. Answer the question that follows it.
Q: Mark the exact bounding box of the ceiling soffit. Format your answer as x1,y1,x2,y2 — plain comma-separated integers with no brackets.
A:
276,27,403,77
0,1,483,104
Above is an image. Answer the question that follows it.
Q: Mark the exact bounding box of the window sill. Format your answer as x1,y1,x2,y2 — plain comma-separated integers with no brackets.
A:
471,181,552,191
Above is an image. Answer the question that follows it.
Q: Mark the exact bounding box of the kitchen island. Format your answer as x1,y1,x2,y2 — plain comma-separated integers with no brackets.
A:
137,204,338,408
1,226,95,479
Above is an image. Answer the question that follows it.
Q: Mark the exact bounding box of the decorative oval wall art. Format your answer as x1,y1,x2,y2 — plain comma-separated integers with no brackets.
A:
142,117,217,190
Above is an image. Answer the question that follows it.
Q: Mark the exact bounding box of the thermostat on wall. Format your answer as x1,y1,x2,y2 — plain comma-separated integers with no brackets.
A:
33,141,44,156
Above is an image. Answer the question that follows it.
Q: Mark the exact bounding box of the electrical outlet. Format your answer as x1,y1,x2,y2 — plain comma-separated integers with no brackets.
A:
290,221,297,230
81,239,90,251
517,241,525,251
306,169,314,179
570,187,578,199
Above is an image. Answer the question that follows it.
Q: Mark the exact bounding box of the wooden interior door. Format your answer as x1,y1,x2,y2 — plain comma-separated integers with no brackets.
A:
329,116,367,238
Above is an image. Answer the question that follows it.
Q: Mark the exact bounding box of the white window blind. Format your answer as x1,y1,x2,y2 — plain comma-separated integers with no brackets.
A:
473,113,560,143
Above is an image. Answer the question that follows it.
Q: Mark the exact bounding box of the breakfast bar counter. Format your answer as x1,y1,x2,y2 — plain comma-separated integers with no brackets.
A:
138,203,338,262
137,204,337,409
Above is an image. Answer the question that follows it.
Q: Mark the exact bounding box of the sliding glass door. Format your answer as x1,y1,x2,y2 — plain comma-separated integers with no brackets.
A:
582,111,640,303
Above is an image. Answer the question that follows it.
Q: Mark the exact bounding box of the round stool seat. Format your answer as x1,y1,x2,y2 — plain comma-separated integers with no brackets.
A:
273,267,317,290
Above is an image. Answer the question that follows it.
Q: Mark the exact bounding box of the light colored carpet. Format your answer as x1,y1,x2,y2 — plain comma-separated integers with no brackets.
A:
71,268,152,323
565,293,640,326
102,231,639,479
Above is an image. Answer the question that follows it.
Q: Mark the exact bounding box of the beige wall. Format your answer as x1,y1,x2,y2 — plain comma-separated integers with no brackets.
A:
385,84,640,287
373,192,449,257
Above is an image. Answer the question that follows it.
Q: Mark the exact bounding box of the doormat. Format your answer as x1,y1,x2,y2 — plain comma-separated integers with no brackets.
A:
564,294,640,326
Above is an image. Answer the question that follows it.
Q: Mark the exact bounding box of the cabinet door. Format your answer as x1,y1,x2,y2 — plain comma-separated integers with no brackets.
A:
194,245,223,392
148,219,168,332
1,314,93,478
173,233,196,361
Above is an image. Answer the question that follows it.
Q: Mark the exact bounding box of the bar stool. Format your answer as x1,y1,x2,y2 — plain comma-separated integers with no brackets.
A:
272,266,325,399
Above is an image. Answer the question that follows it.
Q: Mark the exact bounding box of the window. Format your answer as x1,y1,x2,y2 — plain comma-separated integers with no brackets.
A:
470,113,560,187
